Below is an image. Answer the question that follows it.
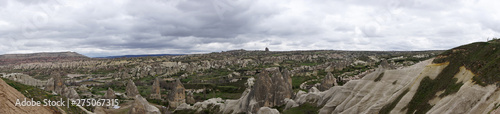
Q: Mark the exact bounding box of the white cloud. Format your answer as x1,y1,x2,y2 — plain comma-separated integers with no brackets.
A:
0,0,498,57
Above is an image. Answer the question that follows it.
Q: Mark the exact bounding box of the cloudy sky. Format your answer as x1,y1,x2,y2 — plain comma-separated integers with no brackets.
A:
0,0,499,57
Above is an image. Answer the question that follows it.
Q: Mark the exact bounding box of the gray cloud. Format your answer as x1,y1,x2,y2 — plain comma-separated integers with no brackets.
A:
0,0,498,57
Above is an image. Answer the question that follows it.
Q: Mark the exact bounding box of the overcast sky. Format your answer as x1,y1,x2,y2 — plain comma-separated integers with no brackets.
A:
0,0,499,57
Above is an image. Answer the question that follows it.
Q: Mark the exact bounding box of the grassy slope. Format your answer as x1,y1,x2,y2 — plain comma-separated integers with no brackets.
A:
403,40,500,114
1,78,85,114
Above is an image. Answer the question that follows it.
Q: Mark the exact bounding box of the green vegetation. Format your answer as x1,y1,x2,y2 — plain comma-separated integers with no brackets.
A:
488,103,500,114
433,41,500,86
184,83,216,89
379,89,409,114
91,68,118,74
138,86,152,98
403,41,500,114
404,76,463,113
186,78,248,100
283,103,321,114
90,80,126,95
147,98,168,106
31,74,52,80
300,61,321,66
292,76,312,89
1,78,85,114
394,57,429,63
193,92,242,100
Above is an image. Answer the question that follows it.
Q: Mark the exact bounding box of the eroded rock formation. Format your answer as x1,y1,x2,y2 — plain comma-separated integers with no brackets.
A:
126,79,140,97
186,91,195,104
318,72,337,91
103,88,116,99
290,58,500,114
168,79,185,108
129,95,161,114
175,67,293,113
247,67,293,112
44,73,80,99
149,77,161,100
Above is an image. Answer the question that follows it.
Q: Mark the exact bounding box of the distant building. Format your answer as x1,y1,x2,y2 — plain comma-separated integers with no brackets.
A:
265,47,269,52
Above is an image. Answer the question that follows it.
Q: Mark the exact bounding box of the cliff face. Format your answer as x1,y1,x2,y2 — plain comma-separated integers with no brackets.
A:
0,79,54,114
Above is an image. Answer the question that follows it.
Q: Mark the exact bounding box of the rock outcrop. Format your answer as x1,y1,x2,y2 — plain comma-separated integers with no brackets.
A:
149,77,161,100
175,67,293,113
257,107,279,114
44,73,80,99
1,73,47,87
103,88,116,99
289,57,500,114
129,95,161,114
246,67,293,112
168,79,185,108
291,60,431,113
0,79,55,114
62,87,80,100
186,91,196,104
318,72,337,91
126,79,140,97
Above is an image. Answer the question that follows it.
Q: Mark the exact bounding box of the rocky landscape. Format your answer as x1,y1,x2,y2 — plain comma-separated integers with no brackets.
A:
0,78,56,114
0,47,456,114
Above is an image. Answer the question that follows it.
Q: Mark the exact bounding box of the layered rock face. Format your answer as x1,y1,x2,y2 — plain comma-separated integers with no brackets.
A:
126,79,140,97
168,79,185,108
0,79,55,114
289,58,500,114
149,77,161,100
287,60,431,113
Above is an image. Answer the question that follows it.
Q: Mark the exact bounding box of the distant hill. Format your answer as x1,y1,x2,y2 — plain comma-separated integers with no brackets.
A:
0,52,88,59
0,52,89,65
96,54,185,58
